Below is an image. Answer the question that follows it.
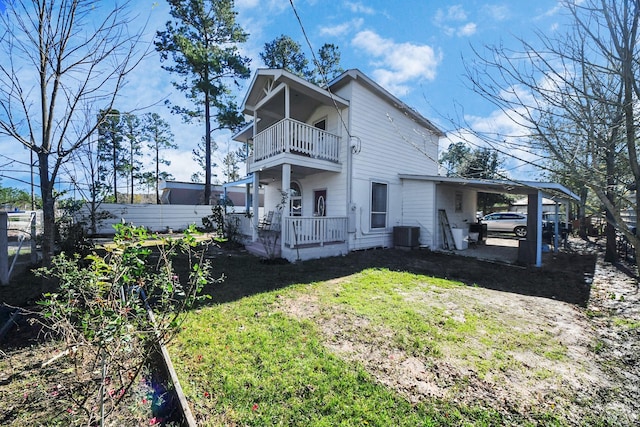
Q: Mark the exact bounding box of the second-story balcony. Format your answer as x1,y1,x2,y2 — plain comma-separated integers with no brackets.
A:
248,118,341,173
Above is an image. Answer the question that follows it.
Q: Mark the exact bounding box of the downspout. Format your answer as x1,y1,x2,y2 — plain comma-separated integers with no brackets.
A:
346,106,356,248
245,139,251,214
347,135,353,231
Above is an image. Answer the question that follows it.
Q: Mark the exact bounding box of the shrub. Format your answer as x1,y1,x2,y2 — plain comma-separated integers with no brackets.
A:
36,223,214,426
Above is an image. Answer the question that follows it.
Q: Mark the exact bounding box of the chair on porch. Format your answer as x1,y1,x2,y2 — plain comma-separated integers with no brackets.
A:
258,211,274,231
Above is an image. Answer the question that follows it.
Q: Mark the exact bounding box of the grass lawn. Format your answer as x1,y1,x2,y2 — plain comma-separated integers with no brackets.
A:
168,246,604,426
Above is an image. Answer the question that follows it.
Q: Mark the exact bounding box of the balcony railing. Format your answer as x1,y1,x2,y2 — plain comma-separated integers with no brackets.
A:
252,118,340,164
283,216,348,248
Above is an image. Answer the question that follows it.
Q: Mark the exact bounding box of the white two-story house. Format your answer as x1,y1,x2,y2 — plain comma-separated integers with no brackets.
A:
233,68,449,262
233,68,577,264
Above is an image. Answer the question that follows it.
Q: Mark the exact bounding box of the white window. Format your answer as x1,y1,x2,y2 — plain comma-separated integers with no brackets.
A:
371,182,387,229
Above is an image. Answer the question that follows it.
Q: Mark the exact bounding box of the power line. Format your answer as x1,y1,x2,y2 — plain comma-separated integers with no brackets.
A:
288,0,352,140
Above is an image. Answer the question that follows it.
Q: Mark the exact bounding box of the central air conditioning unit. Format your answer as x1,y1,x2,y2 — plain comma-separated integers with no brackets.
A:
393,226,420,249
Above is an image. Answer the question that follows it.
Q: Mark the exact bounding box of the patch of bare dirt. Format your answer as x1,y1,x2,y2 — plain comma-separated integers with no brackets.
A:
278,239,639,425
586,257,640,424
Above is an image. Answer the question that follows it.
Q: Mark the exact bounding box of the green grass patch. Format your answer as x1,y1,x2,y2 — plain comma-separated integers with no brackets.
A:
612,317,640,330
171,293,510,426
170,266,573,425
314,268,567,371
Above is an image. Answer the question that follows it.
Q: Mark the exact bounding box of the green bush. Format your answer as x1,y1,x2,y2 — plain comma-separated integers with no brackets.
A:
36,223,214,426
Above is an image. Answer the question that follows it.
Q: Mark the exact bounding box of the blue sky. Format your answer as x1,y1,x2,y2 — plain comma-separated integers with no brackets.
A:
0,0,570,193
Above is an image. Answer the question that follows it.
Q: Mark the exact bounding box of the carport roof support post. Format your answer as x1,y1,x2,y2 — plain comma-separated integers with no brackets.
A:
530,192,543,267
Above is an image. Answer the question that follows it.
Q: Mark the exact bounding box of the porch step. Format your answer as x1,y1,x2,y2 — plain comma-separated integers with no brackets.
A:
245,241,281,259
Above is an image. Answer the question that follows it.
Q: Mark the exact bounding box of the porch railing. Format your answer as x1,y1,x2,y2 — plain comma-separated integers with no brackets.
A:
252,118,340,163
284,216,348,248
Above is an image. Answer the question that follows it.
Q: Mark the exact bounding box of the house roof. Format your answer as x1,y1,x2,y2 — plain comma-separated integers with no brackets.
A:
234,68,445,142
328,69,445,137
398,175,580,201
240,68,350,116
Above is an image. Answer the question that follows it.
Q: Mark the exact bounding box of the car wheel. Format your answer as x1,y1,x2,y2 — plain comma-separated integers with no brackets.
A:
514,226,527,237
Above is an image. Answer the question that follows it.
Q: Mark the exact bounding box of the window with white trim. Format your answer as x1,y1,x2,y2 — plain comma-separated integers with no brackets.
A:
371,182,387,229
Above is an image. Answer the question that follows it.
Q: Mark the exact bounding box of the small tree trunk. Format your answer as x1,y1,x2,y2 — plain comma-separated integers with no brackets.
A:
604,222,618,263
39,153,55,266
156,144,160,204
604,128,618,263
204,89,212,205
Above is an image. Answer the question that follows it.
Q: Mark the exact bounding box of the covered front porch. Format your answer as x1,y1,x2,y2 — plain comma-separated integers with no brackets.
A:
232,69,351,262
245,215,349,261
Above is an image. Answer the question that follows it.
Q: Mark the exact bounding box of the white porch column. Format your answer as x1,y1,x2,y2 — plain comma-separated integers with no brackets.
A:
284,84,290,118
284,85,290,153
281,164,291,254
252,172,260,242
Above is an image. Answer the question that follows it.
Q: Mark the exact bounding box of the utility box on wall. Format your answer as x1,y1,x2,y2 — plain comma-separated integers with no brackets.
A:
393,226,420,249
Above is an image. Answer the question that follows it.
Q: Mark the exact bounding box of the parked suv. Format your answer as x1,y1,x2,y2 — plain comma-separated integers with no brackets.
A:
481,212,528,237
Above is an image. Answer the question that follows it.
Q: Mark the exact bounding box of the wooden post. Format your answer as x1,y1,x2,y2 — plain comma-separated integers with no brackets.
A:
1,212,8,285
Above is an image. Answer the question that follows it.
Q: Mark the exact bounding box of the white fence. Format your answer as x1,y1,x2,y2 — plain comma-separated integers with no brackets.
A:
226,213,254,237
1,211,41,285
76,204,218,235
7,211,43,239
75,204,261,236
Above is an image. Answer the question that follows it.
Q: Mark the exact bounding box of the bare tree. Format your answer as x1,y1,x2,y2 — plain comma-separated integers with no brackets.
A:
463,0,640,268
0,0,147,264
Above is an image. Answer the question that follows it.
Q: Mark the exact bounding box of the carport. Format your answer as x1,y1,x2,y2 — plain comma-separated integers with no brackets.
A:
399,175,580,267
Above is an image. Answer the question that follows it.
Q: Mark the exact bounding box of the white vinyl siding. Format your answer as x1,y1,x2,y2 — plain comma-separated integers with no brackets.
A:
339,81,439,183
401,179,436,247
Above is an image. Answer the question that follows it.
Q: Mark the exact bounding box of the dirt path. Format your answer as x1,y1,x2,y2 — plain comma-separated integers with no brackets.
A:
278,248,639,425
586,258,640,424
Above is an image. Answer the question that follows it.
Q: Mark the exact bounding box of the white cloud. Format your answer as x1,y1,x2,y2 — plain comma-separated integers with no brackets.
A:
434,5,477,38
539,3,563,19
351,30,442,96
235,0,288,13
458,22,477,36
345,1,376,15
481,4,510,22
435,5,468,22
319,18,364,37
442,110,542,181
